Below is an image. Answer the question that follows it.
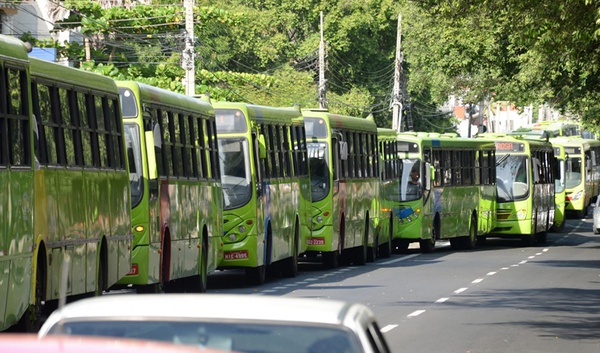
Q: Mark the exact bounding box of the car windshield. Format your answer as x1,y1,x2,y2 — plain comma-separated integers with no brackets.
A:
49,320,362,353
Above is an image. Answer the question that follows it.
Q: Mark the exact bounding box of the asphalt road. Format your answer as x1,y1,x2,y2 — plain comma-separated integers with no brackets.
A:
208,217,600,353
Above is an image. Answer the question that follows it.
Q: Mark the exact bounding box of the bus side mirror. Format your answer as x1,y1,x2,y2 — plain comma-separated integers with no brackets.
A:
339,141,348,160
145,124,161,180
258,134,266,159
559,160,565,187
425,163,433,190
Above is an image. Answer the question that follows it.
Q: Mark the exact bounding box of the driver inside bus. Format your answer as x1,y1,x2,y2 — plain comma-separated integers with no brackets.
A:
407,166,421,196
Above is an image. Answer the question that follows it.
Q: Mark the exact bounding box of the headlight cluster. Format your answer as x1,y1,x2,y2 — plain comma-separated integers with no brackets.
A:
396,208,420,223
225,220,253,242
311,211,329,231
571,190,583,201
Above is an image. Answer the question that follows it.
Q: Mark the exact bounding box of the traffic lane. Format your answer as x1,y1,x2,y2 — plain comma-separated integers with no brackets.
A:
384,227,600,353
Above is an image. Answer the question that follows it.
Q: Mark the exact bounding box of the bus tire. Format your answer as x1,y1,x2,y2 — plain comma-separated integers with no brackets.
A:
353,220,368,266
17,252,45,332
421,216,439,253
536,231,548,244
551,220,565,233
463,214,478,250
521,234,536,247
378,240,392,259
281,226,299,278
95,242,108,296
246,265,266,285
323,251,339,268
394,239,410,254
378,214,393,258
95,256,106,296
188,235,208,293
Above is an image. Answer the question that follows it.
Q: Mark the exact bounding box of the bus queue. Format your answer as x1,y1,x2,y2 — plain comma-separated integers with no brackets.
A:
2,34,600,333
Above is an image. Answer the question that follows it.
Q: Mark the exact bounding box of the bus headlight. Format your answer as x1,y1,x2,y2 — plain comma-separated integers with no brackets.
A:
516,209,527,220
238,225,247,234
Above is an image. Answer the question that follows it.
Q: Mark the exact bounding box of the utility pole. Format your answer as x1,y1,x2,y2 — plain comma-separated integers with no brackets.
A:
183,0,195,96
391,13,403,132
318,11,327,109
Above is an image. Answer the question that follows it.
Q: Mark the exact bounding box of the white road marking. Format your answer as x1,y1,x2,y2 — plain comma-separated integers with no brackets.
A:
487,271,497,276
454,287,468,294
380,324,398,333
435,297,449,303
407,310,426,317
380,254,420,265
472,278,483,284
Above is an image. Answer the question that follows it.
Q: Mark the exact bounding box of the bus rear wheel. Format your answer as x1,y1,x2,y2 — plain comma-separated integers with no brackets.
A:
322,251,339,268
281,234,298,278
463,214,478,250
17,258,44,332
246,265,266,285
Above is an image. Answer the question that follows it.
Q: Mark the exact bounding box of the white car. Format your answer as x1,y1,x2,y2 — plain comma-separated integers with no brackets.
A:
593,197,600,234
39,294,391,353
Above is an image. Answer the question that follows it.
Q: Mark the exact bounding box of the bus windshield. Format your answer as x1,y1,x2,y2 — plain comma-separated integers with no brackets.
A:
218,137,252,210
565,157,582,189
124,123,144,208
496,154,529,202
383,158,422,202
308,142,330,202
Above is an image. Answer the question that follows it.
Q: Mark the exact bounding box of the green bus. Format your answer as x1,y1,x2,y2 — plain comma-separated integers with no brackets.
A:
384,132,497,253
1,35,131,331
481,133,555,245
302,109,382,267
550,144,567,232
116,81,222,293
215,102,310,284
550,136,600,219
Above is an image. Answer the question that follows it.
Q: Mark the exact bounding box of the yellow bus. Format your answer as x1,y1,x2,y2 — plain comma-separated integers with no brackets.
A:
215,102,310,284
302,110,381,267
481,133,555,245
384,132,497,252
551,136,600,218
116,81,222,293
1,35,131,331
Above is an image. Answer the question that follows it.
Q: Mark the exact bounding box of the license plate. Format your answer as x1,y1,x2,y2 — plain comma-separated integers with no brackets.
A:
224,251,249,260
307,238,325,245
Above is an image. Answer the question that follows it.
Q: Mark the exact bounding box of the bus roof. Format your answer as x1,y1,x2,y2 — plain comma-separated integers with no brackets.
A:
301,109,377,132
117,80,214,115
214,101,302,125
29,57,118,94
397,132,496,150
0,35,30,62
550,136,600,149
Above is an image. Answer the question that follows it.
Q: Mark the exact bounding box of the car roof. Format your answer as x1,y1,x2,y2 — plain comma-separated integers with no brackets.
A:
40,294,375,331
0,334,227,353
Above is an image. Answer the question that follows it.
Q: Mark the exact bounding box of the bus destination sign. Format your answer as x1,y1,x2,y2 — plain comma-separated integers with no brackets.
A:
495,141,525,152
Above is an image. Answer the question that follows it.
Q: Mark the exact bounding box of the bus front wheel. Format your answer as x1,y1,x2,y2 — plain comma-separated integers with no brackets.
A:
246,265,266,285
323,251,339,268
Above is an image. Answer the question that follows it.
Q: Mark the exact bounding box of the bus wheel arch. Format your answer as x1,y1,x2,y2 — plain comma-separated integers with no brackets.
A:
464,211,478,250
17,242,47,332
281,217,299,278
160,228,172,292
420,213,439,253
188,227,209,293
95,237,108,296
353,214,368,265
